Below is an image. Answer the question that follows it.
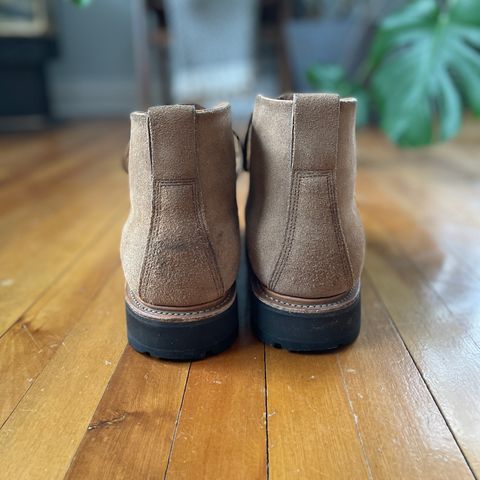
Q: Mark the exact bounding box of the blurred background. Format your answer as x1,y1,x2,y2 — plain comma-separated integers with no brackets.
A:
0,0,479,146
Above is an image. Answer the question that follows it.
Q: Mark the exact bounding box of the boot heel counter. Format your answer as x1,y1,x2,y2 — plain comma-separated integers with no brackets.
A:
122,105,226,308
269,170,353,297
248,93,362,299
138,179,223,306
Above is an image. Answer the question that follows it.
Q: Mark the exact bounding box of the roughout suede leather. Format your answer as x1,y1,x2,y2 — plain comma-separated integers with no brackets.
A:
120,113,152,295
120,104,239,308
246,93,365,300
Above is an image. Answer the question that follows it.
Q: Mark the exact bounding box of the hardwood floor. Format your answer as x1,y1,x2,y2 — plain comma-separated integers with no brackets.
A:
0,120,479,479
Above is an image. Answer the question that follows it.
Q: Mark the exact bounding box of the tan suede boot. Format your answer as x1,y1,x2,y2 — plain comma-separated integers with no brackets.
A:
121,104,240,360
246,93,365,351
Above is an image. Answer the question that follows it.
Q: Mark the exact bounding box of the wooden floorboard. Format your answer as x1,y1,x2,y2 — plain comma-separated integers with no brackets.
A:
265,341,371,479
338,275,472,479
356,141,480,472
0,121,479,479
65,346,189,480
165,330,266,479
0,129,128,335
0,269,126,479
362,207,480,473
0,215,125,426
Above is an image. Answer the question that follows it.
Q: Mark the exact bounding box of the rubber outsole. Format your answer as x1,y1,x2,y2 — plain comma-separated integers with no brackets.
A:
250,289,361,352
126,298,238,361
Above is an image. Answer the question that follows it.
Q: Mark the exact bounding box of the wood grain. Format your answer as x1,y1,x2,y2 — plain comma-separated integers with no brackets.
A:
265,348,370,479
338,275,473,479
364,218,480,474
0,121,105,187
0,269,126,479
0,214,125,426
357,149,480,473
0,138,128,335
166,332,267,480
0,124,125,225
66,347,189,479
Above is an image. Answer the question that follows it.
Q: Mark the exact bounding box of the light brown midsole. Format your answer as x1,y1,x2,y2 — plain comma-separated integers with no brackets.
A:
252,279,360,315
125,285,236,323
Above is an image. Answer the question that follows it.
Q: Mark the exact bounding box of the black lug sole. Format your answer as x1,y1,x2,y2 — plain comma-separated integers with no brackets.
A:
250,289,361,352
126,298,238,361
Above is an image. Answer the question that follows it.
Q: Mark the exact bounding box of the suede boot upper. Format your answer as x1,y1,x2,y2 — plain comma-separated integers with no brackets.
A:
121,104,240,308
246,93,365,300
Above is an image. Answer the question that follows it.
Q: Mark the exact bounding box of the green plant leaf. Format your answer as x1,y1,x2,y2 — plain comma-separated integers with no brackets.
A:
307,64,346,91
436,70,462,140
380,0,437,30
450,41,480,114
306,63,370,128
70,0,92,7
370,0,480,147
451,0,480,24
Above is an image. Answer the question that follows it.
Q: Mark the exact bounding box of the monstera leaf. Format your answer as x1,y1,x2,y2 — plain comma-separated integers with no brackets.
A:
370,0,480,147
306,63,370,127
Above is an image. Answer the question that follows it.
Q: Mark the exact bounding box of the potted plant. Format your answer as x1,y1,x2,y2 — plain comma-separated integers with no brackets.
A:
307,0,480,147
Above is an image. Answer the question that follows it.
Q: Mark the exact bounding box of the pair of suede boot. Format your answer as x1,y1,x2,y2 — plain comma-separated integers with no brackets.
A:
120,93,365,361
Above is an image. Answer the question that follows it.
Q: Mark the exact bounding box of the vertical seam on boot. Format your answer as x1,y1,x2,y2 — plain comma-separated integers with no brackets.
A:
192,111,225,297
268,103,297,289
138,115,156,299
268,169,301,290
191,181,224,298
327,97,353,286
327,171,354,287
139,179,164,297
